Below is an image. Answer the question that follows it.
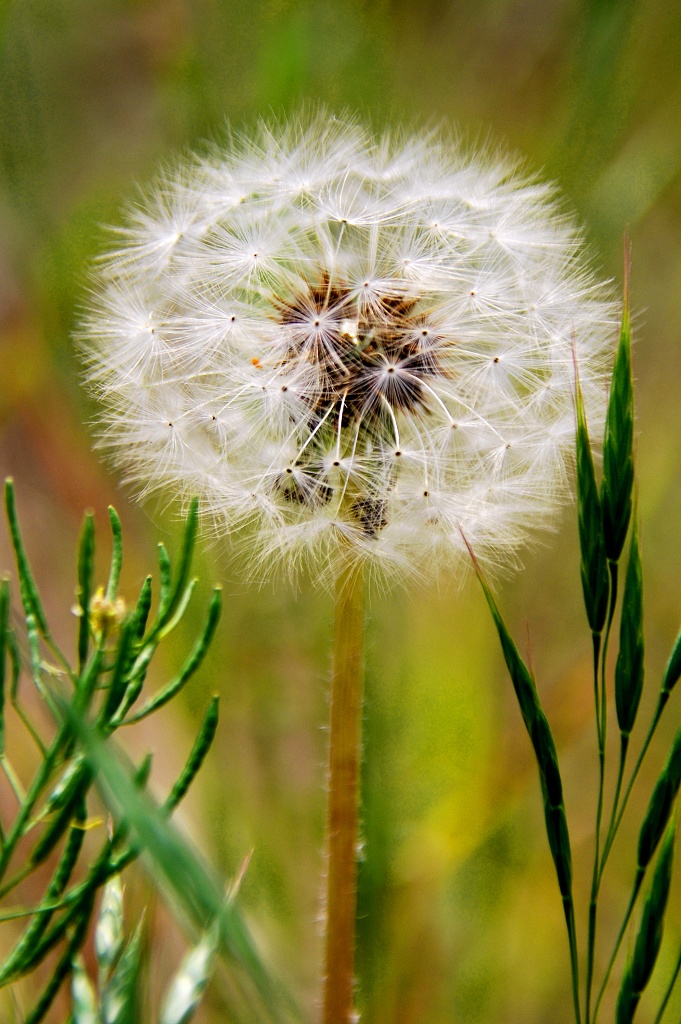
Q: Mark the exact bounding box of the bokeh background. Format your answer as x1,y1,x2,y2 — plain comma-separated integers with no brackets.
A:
1,1,681,1021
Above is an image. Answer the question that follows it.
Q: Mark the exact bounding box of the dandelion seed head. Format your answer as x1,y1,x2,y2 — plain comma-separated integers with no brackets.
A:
81,111,618,586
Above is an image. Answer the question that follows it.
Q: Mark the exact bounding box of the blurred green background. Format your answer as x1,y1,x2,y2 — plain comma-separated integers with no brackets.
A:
1,0,681,1021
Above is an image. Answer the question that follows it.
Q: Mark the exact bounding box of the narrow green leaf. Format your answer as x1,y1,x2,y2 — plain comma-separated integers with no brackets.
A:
147,500,198,640
602,264,634,563
157,579,198,642
615,521,644,737
157,543,172,612
109,643,155,726
129,576,152,644
165,697,220,813
106,507,123,602
474,564,573,900
575,378,609,634
0,577,9,755
7,626,20,703
4,478,49,636
101,620,135,726
0,805,86,985
618,825,675,1022
126,589,222,725
30,766,92,867
77,513,96,675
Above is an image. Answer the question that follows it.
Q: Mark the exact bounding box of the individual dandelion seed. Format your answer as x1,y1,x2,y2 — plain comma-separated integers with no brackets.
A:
79,111,620,1024
80,111,617,588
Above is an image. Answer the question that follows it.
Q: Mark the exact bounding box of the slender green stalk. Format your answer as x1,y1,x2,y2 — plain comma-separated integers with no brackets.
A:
653,944,681,1024
322,561,365,1024
585,631,603,1024
586,559,618,1023
600,694,667,876
593,868,644,1022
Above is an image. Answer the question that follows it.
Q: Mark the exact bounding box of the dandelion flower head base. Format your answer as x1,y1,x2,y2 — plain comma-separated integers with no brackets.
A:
83,112,617,584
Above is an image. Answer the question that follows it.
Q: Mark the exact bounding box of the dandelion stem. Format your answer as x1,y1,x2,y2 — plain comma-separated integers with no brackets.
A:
322,560,365,1024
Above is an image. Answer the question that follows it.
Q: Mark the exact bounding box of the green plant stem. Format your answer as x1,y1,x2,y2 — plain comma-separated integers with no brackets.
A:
322,561,365,1024
585,631,603,1024
585,559,618,1023
599,693,668,877
593,867,644,1022
653,944,681,1024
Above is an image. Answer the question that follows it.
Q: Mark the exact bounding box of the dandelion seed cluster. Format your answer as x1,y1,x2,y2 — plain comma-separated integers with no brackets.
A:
82,114,617,584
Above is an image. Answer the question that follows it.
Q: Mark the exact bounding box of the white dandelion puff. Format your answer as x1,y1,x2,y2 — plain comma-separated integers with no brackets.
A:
80,111,618,586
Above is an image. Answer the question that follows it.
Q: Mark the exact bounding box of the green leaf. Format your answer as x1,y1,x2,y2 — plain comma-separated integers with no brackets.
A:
615,521,644,737
602,270,634,563
105,507,123,602
29,766,92,867
77,513,96,675
165,697,220,813
147,500,199,641
617,824,675,1023
474,564,573,901
100,620,135,726
0,806,86,985
0,576,9,755
125,588,222,725
4,478,49,636
129,576,152,643
575,378,609,634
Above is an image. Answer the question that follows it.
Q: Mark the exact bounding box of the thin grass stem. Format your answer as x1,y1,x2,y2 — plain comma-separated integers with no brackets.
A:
653,944,681,1024
586,559,618,1022
593,867,644,1022
586,631,603,1024
599,694,667,876
322,560,365,1024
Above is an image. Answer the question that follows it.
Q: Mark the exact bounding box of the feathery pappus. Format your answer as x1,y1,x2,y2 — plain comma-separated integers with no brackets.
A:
81,112,618,585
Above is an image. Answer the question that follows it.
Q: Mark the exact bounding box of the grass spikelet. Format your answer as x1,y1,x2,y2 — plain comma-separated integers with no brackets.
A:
638,729,681,870
617,824,675,1023
615,519,644,740
575,372,609,635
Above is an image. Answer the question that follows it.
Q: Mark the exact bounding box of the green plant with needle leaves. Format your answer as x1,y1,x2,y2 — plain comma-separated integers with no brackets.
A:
0,481,288,1023
472,250,681,1024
